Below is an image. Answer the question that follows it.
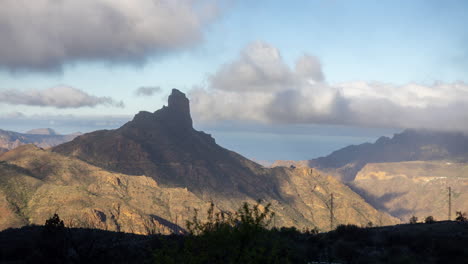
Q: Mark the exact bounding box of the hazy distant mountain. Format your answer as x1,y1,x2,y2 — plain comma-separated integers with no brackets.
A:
274,129,468,182
0,128,80,151
46,89,397,231
25,128,58,135
0,125,81,179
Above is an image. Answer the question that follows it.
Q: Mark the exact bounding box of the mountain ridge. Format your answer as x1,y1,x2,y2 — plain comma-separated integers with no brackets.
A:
273,129,468,182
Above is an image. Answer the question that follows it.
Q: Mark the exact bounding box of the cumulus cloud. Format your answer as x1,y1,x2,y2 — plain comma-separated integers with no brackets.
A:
0,86,124,108
190,42,468,131
135,86,161,96
0,0,221,72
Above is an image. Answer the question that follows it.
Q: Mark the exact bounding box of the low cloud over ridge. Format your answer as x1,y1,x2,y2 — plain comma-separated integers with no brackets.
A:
0,0,221,72
0,86,124,108
190,42,468,131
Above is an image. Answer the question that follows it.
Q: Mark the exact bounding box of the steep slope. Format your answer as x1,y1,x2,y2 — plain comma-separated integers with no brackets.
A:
352,161,468,221
275,129,468,182
51,89,397,230
0,145,210,234
0,128,79,151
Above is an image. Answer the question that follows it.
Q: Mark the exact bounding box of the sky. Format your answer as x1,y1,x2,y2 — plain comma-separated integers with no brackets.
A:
1,0,467,162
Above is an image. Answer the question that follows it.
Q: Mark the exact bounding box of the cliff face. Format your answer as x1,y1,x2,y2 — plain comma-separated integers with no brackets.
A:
352,161,468,221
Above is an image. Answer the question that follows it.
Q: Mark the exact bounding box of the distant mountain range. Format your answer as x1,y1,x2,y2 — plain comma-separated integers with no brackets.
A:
274,129,468,182
273,129,468,221
0,128,80,153
0,89,397,234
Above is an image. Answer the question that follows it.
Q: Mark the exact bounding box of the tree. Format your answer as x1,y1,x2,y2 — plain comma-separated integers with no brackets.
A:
45,213,65,229
455,211,467,222
409,215,418,224
424,216,435,224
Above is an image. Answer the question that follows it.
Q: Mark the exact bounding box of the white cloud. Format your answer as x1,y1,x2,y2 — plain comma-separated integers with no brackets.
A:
0,0,222,72
0,86,124,108
190,42,468,131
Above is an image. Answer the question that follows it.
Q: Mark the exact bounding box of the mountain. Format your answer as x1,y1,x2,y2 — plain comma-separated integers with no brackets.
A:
351,161,468,221
47,89,397,231
0,128,79,151
26,128,58,135
274,129,468,182
273,129,468,221
0,144,397,233
0,144,208,233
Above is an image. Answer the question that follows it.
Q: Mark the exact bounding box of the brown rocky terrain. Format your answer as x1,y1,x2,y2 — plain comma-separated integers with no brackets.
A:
351,161,468,222
0,145,210,234
0,128,79,151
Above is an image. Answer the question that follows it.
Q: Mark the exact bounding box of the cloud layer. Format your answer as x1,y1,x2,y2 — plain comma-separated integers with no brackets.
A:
0,86,124,108
0,0,220,71
190,42,468,131
135,86,161,96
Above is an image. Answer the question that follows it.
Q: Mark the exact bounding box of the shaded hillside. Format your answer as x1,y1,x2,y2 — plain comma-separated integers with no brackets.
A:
275,129,468,182
49,89,397,230
352,161,468,221
0,128,79,151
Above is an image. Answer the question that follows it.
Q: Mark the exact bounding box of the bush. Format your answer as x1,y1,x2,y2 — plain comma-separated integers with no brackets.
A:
153,201,306,263
409,216,418,224
455,211,467,222
424,216,435,224
45,213,65,230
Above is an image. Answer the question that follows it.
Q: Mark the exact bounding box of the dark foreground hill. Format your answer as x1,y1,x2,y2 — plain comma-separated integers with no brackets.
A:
1,220,467,264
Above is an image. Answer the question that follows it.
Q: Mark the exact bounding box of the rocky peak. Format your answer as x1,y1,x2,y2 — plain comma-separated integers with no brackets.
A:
168,89,190,113
130,89,193,130
154,89,193,130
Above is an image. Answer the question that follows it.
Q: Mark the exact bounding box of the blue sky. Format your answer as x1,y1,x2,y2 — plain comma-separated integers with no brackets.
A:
1,0,467,162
